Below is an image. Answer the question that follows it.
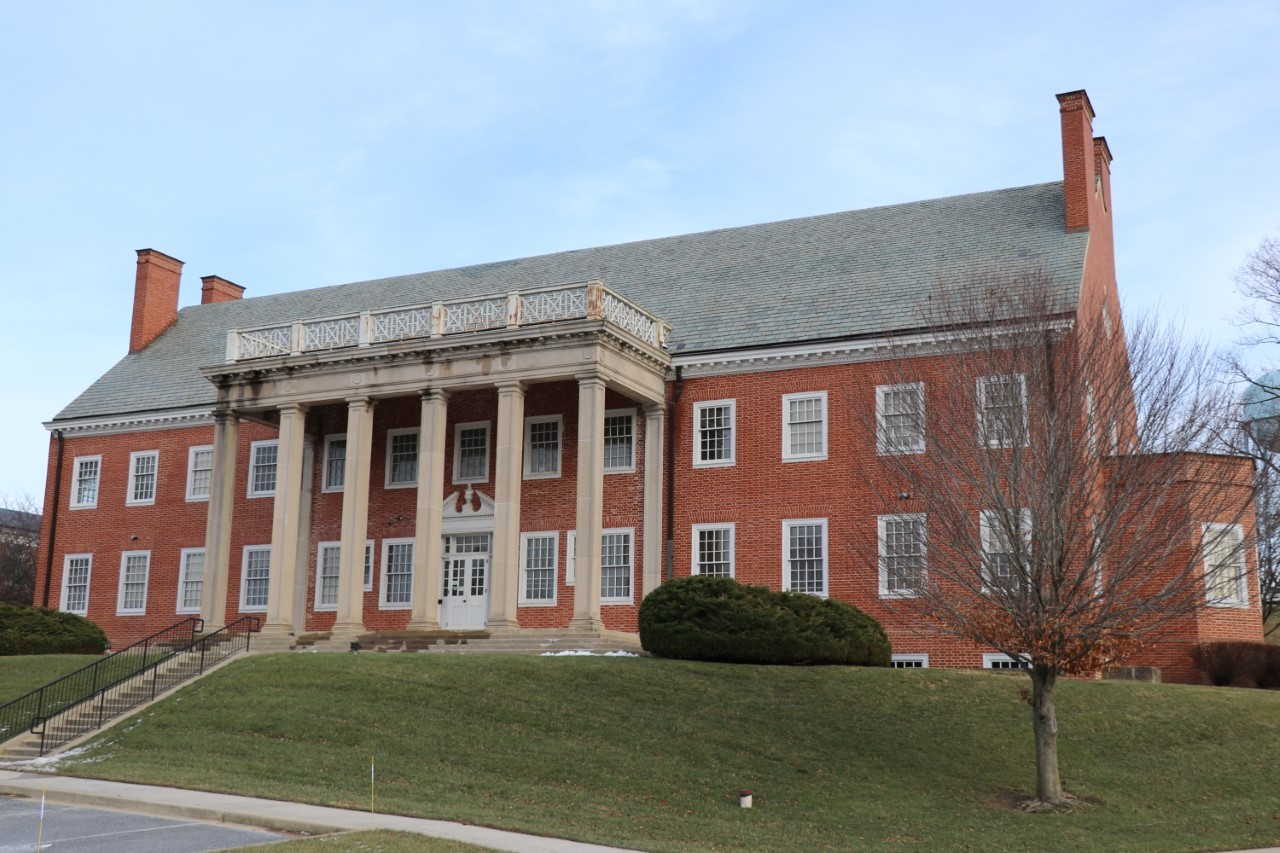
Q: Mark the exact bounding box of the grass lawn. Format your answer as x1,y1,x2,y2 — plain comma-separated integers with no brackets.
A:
235,830,496,852
45,654,1280,852
0,655,104,703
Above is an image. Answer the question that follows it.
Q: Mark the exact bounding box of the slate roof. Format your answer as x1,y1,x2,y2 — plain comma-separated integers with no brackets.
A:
53,181,1087,422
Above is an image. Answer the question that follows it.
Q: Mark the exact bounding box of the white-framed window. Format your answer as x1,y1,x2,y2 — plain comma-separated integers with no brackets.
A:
386,429,419,488
1084,383,1097,456
524,416,563,479
248,441,279,498
876,383,925,455
176,548,205,614
323,434,347,493
364,540,375,591
1108,419,1120,455
782,392,828,461
1203,522,1248,607
117,550,151,615
186,445,213,502
782,518,828,596
453,422,490,484
891,653,930,669
381,538,414,609
519,531,559,605
565,530,576,587
70,456,101,509
240,546,271,612
601,528,634,604
603,409,636,473
692,523,735,578
1101,301,1113,339
693,400,736,467
879,514,926,598
126,450,159,506
61,554,92,615
315,542,341,611
981,509,1032,595
983,653,1030,670
978,375,1028,449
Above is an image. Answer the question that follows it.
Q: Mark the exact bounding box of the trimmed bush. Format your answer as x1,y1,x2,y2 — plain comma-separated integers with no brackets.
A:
1193,641,1270,688
1257,645,1280,690
0,603,107,656
639,575,891,666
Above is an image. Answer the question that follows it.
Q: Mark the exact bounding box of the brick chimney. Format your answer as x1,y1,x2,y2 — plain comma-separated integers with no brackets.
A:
1056,89,1098,233
130,249,183,353
201,275,245,305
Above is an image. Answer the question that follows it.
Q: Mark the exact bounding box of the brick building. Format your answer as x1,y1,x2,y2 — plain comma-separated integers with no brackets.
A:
35,90,1262,680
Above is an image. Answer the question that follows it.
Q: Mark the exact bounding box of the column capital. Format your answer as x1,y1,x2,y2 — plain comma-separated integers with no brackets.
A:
644,401,666,418
344,395,376,408
575,371,606,388
278,402,309,416
419,387,452,403
494,379,526,394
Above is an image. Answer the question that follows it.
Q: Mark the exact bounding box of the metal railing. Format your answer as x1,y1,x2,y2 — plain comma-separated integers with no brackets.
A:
0,616,260,756
225,279,671,362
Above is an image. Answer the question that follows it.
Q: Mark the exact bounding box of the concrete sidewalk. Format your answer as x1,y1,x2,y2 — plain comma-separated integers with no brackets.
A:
0,769,644,852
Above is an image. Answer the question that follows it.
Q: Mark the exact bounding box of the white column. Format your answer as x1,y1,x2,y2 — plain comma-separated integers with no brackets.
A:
409,388,449,630
642,402,665,598
333,396,375,636
263,403,308,635
200,409,239,629
572,373,606,630
290,439,316,633
488,380,525,630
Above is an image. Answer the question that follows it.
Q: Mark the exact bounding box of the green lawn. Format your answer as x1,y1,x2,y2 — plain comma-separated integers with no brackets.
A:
0,655,104,703
45,654,1280,852
235,830,495,852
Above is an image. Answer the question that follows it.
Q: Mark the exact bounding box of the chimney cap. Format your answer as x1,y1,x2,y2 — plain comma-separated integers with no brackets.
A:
1093,135,1114,164
1055,89,1096,119
135,248,184,266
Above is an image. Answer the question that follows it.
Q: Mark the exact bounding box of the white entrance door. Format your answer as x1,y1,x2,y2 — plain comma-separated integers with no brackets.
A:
441,534,490,630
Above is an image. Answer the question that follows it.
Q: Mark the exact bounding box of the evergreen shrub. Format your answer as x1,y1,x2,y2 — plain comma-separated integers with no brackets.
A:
0,603,108,656
639,575,891,666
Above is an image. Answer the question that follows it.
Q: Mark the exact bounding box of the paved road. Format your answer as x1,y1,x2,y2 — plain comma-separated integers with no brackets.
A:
0,796,283,852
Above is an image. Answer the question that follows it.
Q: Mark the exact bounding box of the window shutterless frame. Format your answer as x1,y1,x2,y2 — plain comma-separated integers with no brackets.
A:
781,392,828,461
247,441,279,498
186,445,214,502
875,383,925,455
239,546,271,612
176,548,205,614
452,421,490,484
518,531,559,605
117,550,151,615
603,409,636,473
523,416,563,479
600,527,635,604
691,523,735,578
322,434,347,493
380,538,415,609
61,554,92,615
781,518,828,596
692,400,736,468
385,429,419,488
126,450,159,506
70,456,101,509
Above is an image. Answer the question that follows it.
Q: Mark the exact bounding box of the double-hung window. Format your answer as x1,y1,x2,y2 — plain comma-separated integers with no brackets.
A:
879,514,925,597
984,653,1030,670
323,434,347,492
127,450,159,505
364,541,375,591
381,539,414,608
386,429,419,488
1202,522,1247,607
981,509,1031,595
519,532,558,605
315,542,342,610
603,410,635,473
524,416,562,479
117,550,150,615
693,400,736,467
61,554,92,615
782,392,827,461
978,375,1028,448
601,528,634,604
186,445,213,501
692,524,735,577
240,546,271,611
248,441,279,497
876,383,925,455
177,548,205,614
453,422,489,483
71,456,101,509
782,518,828,596
891,654,930,668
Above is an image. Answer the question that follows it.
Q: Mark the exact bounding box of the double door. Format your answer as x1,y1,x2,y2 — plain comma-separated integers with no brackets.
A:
441,533,490,630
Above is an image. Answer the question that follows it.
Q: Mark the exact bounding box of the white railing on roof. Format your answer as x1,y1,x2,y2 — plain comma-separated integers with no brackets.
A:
224,281,670,363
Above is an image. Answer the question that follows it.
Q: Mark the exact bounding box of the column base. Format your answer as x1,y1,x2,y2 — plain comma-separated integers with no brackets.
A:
329,621,367,637
259,622,294,637
569,615,604,632
485,618,521,632
405,619,442,631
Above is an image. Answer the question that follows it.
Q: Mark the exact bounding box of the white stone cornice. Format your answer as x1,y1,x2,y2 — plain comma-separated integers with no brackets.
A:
45,407,214,436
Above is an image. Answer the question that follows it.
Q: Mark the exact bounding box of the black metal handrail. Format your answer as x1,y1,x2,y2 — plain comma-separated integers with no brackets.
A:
28,615,261,756
0,617,203,747
0,614,262,753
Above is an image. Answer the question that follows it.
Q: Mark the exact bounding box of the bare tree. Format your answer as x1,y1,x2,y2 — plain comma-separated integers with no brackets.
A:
866,269,1250,808
1253,462,1280,636
0,494,41,606
1235,233,1280,346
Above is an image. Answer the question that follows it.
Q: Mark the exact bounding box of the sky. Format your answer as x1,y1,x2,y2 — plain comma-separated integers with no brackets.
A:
2,0,1278,505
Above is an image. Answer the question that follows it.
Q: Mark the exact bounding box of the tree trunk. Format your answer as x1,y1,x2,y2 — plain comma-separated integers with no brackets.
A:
1029,663,1065,804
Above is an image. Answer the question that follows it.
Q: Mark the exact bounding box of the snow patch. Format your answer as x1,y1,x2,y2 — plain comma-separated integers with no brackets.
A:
540,650,638,657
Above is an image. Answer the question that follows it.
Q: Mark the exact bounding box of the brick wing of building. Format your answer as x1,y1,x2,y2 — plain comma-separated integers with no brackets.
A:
35,90,1262,681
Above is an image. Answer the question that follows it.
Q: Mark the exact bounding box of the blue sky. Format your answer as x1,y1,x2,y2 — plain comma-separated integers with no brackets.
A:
2,1,1278,503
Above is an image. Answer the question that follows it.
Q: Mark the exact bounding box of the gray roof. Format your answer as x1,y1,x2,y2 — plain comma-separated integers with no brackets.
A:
54,182,1086,422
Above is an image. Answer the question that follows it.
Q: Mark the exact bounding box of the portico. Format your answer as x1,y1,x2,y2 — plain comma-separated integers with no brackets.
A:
198,281,670,639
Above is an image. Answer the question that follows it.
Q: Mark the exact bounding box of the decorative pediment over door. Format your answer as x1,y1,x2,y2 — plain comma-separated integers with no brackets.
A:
441,486,495,533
